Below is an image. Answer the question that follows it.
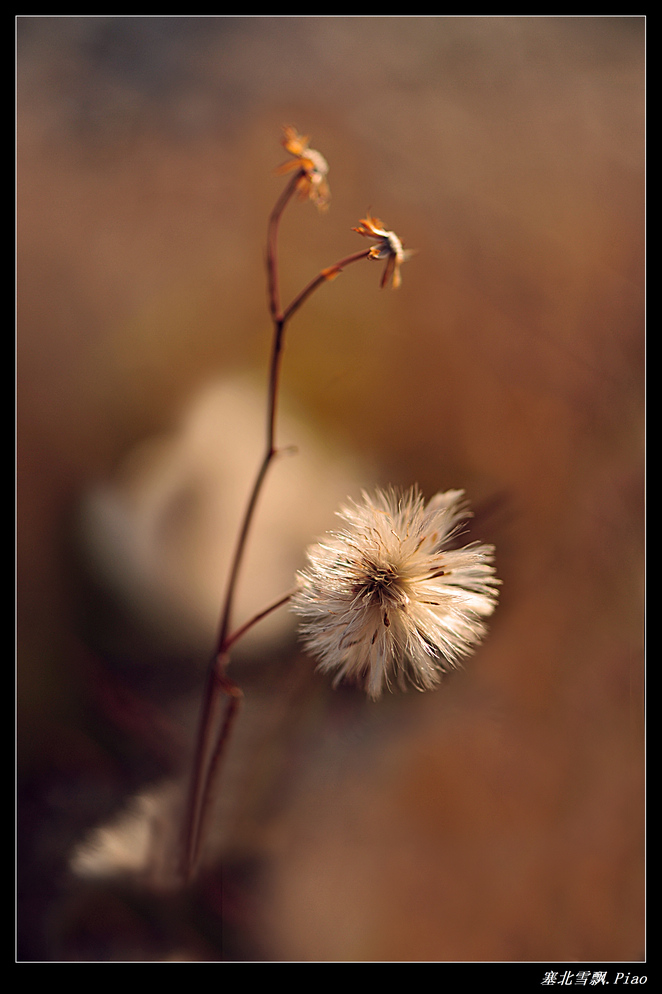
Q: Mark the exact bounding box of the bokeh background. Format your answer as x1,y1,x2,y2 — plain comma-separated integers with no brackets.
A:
17,16,644,962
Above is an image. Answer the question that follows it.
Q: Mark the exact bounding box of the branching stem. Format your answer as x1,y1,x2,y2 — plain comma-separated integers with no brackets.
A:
180,167,370,882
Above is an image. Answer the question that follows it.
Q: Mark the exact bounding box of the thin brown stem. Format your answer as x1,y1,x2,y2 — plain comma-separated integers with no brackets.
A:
181,656,242,880
192,672,243,870
181,588,294,881
216,244,371,650
181,177,374,882
282,249,371,323
215,446,274,655
181,179,296,882
223,589,296,653
267,172,302,321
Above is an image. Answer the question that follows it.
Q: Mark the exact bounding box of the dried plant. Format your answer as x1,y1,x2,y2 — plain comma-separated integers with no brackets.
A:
292,487,499,700
179,127,499,882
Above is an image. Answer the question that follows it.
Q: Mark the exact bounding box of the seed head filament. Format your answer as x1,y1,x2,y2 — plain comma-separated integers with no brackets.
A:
352,558,408,610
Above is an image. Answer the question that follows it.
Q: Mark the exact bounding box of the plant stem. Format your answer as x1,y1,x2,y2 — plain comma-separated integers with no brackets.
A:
181,588,295,875
282,249,371,323
180,178,372,882
267,171,302,322
223,589,296,653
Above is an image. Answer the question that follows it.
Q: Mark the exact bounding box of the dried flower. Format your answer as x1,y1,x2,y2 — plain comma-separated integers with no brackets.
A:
352,214,412,289
276,126,330,210
292,487,500,700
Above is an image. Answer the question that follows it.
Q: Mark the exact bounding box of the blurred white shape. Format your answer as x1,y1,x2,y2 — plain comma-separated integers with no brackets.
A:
78,376,367,657
70,780,181,886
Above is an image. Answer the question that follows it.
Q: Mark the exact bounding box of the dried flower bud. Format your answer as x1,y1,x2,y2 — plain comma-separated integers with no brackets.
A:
275,126,330,210
352,214,414,288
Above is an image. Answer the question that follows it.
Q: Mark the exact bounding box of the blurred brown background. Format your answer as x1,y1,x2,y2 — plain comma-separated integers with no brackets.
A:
17,16,644,962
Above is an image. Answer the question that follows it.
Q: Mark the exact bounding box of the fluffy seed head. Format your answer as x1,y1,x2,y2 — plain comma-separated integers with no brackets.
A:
291,487,500,699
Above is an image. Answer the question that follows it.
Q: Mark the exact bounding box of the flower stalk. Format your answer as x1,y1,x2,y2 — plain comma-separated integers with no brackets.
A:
180,131,384,881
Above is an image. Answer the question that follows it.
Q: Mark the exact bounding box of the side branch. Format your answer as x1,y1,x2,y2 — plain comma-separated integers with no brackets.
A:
181,582,292,881
282,249,372,322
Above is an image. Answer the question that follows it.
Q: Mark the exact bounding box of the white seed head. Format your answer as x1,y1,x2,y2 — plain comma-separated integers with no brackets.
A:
291,487,500,699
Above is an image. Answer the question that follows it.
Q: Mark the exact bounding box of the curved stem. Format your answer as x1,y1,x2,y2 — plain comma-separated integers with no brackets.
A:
181,178,296,882
214,176,301,651
181,590,294,881
181,184,373,882
223,589,295,653
180,315,285,881
267,172,302,321
215,438,276,655
181,656,241,879
282,249,371,323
